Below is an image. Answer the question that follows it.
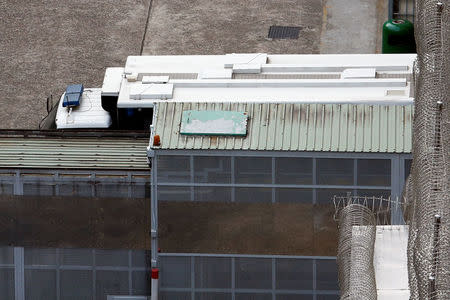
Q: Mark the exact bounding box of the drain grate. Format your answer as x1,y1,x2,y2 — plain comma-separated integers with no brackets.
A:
268,26,301,39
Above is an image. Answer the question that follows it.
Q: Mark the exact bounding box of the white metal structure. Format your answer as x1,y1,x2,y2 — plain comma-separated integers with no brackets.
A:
55,88,112,129
117,53,416,108
55,53,416,129
373,226,410,300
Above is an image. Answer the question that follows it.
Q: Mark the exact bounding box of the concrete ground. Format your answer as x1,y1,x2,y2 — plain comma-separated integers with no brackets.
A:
0,0,151,129
0,0,388,129
142,0,323,55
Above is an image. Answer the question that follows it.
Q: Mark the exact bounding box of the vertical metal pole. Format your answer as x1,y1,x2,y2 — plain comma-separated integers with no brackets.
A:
151,156,158,268
391,156,403,225
271,258,276,300
271,157,276,204
231,156,236,203
312,259,317,300
14,247,24,300
231,257,236,300
190,256,195,300
388,0,394,19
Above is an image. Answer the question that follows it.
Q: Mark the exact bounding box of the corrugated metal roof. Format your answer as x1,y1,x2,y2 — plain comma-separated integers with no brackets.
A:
153,102,413,153
0,137,149,170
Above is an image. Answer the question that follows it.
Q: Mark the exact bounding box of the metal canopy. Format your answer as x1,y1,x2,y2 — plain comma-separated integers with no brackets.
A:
152,102,413,153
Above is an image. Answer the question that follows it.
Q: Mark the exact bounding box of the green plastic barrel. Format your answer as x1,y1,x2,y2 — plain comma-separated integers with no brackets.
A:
382,19,416,53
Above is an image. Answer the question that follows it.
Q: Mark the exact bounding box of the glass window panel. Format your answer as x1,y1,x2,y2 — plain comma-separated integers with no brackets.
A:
161,291,190,300
235,258,271,289
23,183,56,196
25,248,57,266
95,183,129,198
160,256,190,288
195,257,231,288
275,157,313,184
59,183,92,197
60,248,93,266
235,157,272,184
404,159,412,180
0,247,14,264
357,159,391,186
0,269,14,300
195,292,231,300
236,187,272,203
317,159,354,185
60,270,93,300
194,156,231,183
131,183,150,199
95,249,128,267
276,188,313,203
356,189,391,198
25,269,56,300
132,271,150,296
0,183,14,195
235,293,272,300
95,271,129,300
277,295,313,300
276,259,313,290
157,186,191,202
157,156,190,183
316,295,340,300
132,250,150,267
194,187,231,202
316,189,354,204
316,260,339,290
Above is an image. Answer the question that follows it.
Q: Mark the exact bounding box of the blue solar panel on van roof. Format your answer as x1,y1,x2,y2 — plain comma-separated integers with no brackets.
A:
63,84,84,107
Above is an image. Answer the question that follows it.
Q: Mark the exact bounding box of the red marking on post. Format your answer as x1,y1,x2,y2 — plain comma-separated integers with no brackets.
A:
151,268,159,279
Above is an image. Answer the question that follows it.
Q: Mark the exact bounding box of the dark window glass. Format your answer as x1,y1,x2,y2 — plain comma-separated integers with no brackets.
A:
132,271,151,296
316,260,339,290
95,249,128,267
161,291,190,300
132,250,150,267
276,259,313,290
160,256,191,288
277,295,313,300
275,158,313,184
235,258,271,289
236,187,272,203
276,188,313,203
157,156,190,183
0,269,14,300
404,159,412,180
60,248,93,266
194,187,231,202
60,270,93,300
157,186,191,202
95,271,129,300
195,293,231,300
0,183,14,195
317,159,353,185
357,159,391,186
235,293,271,300
0,247,14,264
195,257,231,288
25,269,56,300
316,295,340,300
23,183,56,196
235,157,272,184
25,248,57,266
130,183,151,199
194,156,231,183
316,189,354,204
59,183,92,197
356,189,391,198
95,183,128,198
